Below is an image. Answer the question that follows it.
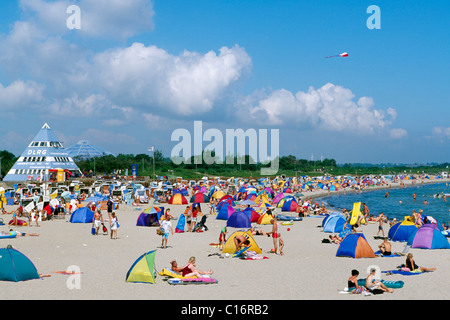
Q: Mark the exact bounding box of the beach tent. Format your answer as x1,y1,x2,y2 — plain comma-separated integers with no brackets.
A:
254,194,270,206
272,193,285,205
227,210,251,229
0,247,40,282
216,198,234,211
321,212,343,227
69,207,94,223
222,230,262,254
336,233,376,258
406,224,450,249
281,197,299,212
136,212,161,227
216,204,235,220
388,218,418,242
168,193,188,205
190,193,209,203
323,215,347,233
244,207,260,223
211,190,226,199
175,214,186,233
257,211,275,225
125,250,157,284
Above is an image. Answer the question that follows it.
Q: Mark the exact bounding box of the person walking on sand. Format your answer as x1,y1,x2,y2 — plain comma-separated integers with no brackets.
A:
28,209,39,227
92,209,104,235
160,216,173,249
110,212,119,240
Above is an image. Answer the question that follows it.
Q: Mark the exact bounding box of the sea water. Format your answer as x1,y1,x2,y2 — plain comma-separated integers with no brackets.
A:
317,182,450,225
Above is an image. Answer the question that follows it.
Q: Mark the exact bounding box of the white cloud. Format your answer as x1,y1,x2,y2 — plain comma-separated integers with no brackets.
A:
390,128,408,139
92,43,252,115
239,83,397,134
0,80,45,110
432,127,450,140
19,0,155,39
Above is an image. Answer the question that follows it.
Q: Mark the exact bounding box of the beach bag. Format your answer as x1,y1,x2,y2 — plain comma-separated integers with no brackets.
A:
116,221,120,228
91,226,96,235
102,223,108,233
156,227,164,235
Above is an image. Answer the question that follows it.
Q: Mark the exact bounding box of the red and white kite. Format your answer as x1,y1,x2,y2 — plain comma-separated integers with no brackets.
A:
325,52,349,58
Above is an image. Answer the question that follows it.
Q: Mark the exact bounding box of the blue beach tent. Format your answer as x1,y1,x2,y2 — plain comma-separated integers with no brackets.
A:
227,210,251,229
336,233,376,258
70,207,94,223
323,215,347,233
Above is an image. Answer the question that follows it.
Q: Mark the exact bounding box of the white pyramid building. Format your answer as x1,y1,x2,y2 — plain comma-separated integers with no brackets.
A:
3,123,82,182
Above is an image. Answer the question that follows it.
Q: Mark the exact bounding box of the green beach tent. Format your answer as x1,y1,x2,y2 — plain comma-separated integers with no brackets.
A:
126,250,157,284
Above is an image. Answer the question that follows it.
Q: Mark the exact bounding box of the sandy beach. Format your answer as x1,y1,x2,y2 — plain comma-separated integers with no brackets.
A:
1,178,449,301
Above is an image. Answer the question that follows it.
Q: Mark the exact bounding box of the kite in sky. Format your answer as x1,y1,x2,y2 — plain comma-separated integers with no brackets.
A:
325,52,349,58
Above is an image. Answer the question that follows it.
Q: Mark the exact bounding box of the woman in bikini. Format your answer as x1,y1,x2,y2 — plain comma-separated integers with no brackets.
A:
181,257,214,278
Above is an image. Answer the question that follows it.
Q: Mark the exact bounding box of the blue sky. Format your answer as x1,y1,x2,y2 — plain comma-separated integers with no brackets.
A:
0,0,448,165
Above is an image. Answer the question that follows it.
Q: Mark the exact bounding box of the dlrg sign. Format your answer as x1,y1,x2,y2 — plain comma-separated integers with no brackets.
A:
171,121,280,175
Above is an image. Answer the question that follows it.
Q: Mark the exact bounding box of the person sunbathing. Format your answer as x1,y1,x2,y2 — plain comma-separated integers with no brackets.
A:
180,257,213,278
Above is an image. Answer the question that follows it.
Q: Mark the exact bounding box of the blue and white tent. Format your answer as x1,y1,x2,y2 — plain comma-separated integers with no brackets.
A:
3,123,82,182
66,140,114,160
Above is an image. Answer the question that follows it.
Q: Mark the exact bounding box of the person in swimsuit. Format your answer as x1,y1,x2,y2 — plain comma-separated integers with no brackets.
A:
218,227,227,250
181,257,213,278
376,212,387,237
347,269,362,293
378,237,392,256
268,219,280,254
405,253,436,272
365,268,394,293
234,234,250,253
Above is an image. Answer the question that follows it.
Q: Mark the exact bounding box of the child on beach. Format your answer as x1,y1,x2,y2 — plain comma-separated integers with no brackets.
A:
218,227,227,250
160,216,174,249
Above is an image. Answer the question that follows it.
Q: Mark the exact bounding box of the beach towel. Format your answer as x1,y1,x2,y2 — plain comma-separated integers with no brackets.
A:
167,277,218,285
374,250,403,257
382,269,424,276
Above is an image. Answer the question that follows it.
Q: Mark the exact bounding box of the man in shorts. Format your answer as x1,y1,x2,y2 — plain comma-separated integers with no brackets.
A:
92,209,104,235
365,268,394,293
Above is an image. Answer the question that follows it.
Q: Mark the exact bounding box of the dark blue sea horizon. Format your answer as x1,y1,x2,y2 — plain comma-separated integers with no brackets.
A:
317,182,450,225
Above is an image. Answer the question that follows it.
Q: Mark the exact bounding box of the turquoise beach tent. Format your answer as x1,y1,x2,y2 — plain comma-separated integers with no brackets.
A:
0,247,40,282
